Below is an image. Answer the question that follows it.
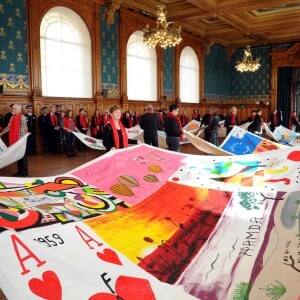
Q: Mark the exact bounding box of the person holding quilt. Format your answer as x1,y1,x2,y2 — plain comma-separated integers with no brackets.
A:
103,105,138,152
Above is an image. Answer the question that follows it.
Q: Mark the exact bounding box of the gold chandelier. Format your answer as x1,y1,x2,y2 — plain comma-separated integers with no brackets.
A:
235,46,261,72
143,2,182,49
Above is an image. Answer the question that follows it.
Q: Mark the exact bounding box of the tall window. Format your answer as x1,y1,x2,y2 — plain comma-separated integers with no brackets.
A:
180,46,199,103
127,31,157,101
40,6,92,98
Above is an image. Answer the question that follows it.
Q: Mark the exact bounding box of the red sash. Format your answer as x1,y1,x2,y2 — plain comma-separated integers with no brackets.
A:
180,114,188,125
64,117,72,130
92,115,102,136
50,113,58,126
80,114,88,128
167,112,183,141
231,113,236,125
273,114,278,126
108,119,128,149
9,113,21,145
124,117,133,128
103,115,109,126
92,116,102,127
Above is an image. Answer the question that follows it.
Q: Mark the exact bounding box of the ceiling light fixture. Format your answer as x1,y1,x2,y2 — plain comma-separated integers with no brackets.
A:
143,2,182,49
235,46,261,72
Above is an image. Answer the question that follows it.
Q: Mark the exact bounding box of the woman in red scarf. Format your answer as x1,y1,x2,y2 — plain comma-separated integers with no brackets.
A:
224,106,238,135
0,104,28,176
103,105,138,152
192,108,201,122
164,103,183,152
121,111,134,128
270,108,280,132
76,108,88,151
63,110,79,157
91,110,102,138
289,110,300,132
180,111,189,127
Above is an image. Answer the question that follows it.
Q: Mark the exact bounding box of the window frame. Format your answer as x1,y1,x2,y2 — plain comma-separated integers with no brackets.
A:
126,30,158,101
40,6,93,98
179,46,200,103
27,0,100,100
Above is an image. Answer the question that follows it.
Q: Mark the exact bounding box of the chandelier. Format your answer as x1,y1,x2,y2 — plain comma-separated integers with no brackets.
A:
235,46,261,72
143,2,182,49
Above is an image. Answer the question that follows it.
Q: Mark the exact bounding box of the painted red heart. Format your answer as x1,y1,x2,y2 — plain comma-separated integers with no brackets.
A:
28,270,62,300
89,293,117,300
89,275,156,300
287,150,300,161
96,248,122,265
115,275,156,299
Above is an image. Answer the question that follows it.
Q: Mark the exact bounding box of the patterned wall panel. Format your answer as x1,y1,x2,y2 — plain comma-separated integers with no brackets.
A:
204,44,231,101
231,46,271,103
100,5,119,98
0,0,28,92
163,47,174,100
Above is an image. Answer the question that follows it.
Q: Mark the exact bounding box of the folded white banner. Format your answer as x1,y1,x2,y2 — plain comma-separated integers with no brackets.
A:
72,131,106,150
0,133,29,169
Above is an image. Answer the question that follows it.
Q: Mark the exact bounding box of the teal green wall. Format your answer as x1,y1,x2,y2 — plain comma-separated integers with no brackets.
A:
163,47,174,100
231,46,271,98
0,0,29,91
100,5,119,97
204,44,231,101
203,44,271,103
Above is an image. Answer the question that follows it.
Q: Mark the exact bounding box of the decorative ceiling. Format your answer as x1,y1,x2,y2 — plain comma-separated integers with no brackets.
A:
109,0,300,50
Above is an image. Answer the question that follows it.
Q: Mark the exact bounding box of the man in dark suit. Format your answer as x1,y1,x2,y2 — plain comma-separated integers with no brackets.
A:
38,106,49,153
24,105,37,154
140,105,160,147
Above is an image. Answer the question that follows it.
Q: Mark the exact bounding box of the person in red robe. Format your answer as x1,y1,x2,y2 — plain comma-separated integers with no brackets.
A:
121,111,134,128
0,104,28,176
270,108,280,132
76,108,88,150
192,108,201,122
91,110,103,139
180,111,189,127
224,106,238,135
63,109,79,157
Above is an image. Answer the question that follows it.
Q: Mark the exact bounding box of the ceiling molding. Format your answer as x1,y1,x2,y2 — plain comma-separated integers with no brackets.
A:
120,0,300,48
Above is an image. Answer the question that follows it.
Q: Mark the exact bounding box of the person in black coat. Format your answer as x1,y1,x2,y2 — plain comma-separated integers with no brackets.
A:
248,109,264,135
38,106,49,153
164,104,183,152
140,105,160,147
24,105,37,154
270,108,281,132
201,107,220,145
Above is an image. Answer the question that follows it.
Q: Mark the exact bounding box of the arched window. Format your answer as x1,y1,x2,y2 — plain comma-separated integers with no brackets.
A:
179,46,199,103
127,31,157,101
40,6,92,98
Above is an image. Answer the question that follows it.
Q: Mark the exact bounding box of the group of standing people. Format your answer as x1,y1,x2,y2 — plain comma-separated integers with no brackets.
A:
103,103,183,153
3,101,300,177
